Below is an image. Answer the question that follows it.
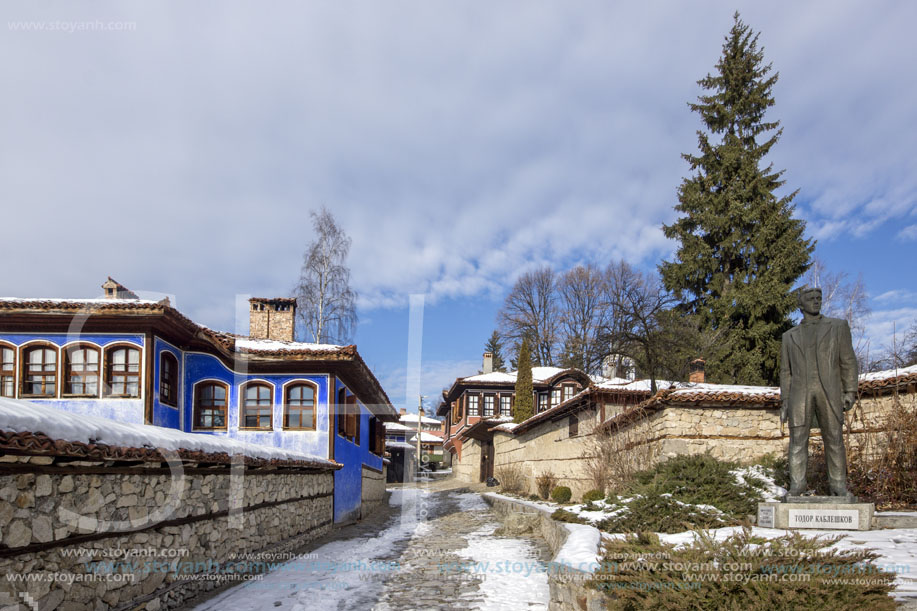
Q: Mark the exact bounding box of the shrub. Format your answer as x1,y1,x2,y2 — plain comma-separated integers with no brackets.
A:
551,485,572,503
535,471,557,500
582,489,605,503
597,492,727,534
589,527,896,609
584,410,658,492
495,464,525,494
551,508,586,524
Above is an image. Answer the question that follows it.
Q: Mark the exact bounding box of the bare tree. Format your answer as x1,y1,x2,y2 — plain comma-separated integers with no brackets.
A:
558,264,611,375
294,207,357,344
804,256,871,365
498,267,559,366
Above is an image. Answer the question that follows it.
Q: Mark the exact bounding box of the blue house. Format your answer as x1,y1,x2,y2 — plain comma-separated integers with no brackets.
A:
0,278,396,524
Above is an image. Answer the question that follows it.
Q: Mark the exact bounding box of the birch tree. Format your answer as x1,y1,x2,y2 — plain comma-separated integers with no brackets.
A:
294,207,357,344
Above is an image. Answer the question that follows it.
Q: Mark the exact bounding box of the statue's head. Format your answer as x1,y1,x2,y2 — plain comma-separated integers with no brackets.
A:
797,286,822,316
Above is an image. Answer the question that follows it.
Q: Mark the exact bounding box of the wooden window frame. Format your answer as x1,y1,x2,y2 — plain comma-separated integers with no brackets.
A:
551,388,561,408
159,351,179,407
284,381,317,431
467,393,480,417
104,343,141,398
562,383,575,403
482,394,495,417
0,341,17,399
537,392,548,413
499,394,512,418
337,388,348,437
193,381,228,431
19,342,59,398
63,343,101,398
240,381,274,430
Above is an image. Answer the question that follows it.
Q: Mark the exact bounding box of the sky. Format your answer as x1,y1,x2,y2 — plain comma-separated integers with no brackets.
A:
2,1,915,413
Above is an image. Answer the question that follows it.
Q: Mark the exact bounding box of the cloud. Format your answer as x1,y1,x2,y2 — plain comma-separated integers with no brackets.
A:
1,1,915,331
375,358,480,414
897,225,917,242
863,307,917,360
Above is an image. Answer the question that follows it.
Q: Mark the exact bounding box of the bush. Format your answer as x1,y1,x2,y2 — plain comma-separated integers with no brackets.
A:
551,485,572,503
589,527,896,609
535,471,557,500
582,489,605,503
495,464,525,494
551,508,586,524
597,492,727,534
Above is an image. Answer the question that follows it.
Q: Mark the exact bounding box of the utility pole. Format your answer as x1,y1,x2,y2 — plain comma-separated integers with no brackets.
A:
416,395,425,474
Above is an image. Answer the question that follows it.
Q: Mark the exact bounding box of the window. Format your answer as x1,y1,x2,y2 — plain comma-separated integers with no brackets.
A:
369,417,384,455
21,345,57,397
241,382,273,429
537,393,548,413
337,388,347,436
563,384,575,402
483,395,494,417
285,383,315,430
551,388,561,407
568,414,579,437
105,345,140,397
194,382,227,430
467,394,479,417
1,344,15,398
64,344,100,396
159,352,178,407
500,395,512,417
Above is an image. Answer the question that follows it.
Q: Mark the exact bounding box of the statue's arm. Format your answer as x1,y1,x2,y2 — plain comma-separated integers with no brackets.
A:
838,320,859,408
780,335,791,422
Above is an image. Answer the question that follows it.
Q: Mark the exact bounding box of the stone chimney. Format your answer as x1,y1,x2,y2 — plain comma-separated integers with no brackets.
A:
689,358,706,384
101,277,139,300
249,298,296,342
482,352,494,374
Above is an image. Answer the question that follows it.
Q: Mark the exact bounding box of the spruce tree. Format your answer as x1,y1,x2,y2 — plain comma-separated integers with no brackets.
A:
660,13,813,386
484,330,506,372
513,338,534,423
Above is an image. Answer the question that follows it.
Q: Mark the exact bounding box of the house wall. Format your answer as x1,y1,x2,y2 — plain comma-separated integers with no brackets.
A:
181,351,330,459
452,438,481,483
0,332,146,423
0,455,334,611
361,465,386,518
332,378,385,524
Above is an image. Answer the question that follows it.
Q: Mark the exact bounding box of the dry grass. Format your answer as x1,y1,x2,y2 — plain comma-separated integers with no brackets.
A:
495,463,526,494
535,470,557,500
584,409,659,493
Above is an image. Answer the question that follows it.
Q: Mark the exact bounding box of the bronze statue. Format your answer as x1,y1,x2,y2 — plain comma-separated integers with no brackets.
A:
779,287,858,498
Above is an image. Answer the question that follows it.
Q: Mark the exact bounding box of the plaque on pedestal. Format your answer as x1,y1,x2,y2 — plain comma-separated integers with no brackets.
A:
757,501,874,531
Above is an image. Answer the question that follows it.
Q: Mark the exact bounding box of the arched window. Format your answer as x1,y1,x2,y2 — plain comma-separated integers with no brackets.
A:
194,382,227,430
241,382,273,429
159,352,179,407
105,345,140,398
284,383,315,430
64,344,100,396
0,342,15,398
21,344,58,397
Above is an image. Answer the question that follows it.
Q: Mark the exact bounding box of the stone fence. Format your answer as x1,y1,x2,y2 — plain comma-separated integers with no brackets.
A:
0,447,336,610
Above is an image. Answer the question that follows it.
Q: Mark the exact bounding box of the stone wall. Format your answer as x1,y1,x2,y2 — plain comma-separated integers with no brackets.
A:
360,465,386,519
452,439,481,484
0,455,334,610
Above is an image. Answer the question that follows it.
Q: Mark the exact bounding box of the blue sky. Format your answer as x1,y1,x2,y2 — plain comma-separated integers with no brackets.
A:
2,1,915,412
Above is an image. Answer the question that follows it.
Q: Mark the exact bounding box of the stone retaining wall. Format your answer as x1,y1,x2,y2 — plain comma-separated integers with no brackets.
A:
482,493,605,611
0,455,334,610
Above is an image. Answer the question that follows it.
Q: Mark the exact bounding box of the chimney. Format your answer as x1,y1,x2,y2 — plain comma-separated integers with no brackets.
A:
689,358,705,384
482,352,493,374
400,408,407,416
101,277,138,300
249,297,296,342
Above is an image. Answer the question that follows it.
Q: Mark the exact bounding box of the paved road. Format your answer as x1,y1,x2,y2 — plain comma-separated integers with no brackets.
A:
188,484,551,611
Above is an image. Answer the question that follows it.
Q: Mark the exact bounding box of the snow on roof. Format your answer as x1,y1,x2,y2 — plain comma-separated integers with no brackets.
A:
460,366,573,385
0,297,159,306
234,339,347,353
859,364,917,383
385,440,416,450
384,421,415,433
667,382,779,398
0,397,335,466
398,413,441,425
408,431,443,443
490,422,518,433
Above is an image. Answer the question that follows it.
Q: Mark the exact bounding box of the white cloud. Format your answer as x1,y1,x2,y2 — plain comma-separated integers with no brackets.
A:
1,1,915,330
897,224,917,242
375,358,480,414
863,307,917,360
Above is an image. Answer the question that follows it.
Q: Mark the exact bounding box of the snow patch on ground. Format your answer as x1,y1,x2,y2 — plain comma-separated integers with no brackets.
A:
457,524,550,610
732,464,787,502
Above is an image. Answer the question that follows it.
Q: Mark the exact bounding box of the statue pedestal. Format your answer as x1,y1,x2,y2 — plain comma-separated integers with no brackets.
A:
757,500,874,531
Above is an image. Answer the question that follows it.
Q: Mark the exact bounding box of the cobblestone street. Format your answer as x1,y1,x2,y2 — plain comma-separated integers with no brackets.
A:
187,483,551,611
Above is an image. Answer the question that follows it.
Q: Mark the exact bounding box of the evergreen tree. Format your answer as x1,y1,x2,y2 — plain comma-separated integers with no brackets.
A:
513,338,534,423
484,330,506,372
660,13,812,385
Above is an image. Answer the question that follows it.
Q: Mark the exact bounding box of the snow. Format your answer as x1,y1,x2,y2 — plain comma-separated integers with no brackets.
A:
603,525,917,600
595,378,684,392
397,413,441,426
383,421,414,432
483,493,603,573
408,431,442,443
234,339,345,352
193,488,434,611
384,441,415,450
0,297,158,305
491,422,518,433
457,524,550,610
859,364,917,383
731,464,787,502
0,397,332,465
671,382,779,396
461,366,571,385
